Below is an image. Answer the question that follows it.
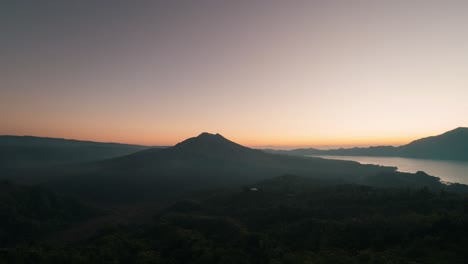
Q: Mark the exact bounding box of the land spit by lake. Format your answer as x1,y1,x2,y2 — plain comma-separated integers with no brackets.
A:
312,155,468,184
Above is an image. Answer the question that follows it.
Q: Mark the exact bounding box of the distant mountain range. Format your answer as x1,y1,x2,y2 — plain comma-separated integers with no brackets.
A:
0,135,151,169
264,127,468,161
7,132,459,203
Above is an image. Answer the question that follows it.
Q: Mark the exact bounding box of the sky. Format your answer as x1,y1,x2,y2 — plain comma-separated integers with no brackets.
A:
1,1,467,148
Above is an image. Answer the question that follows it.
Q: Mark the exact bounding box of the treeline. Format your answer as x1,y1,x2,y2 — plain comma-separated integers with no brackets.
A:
2,175,468,263
0,181,97,247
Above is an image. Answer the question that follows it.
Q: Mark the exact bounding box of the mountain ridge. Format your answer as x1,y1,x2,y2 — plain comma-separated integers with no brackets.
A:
265,127,468,161
0,135,150,147
0,135,152,170
21,132,460,203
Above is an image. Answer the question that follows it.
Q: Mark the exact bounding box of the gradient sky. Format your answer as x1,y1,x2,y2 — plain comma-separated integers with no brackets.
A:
1,1,467,148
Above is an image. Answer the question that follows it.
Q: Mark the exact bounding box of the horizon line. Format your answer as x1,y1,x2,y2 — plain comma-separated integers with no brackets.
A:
0,132,422,150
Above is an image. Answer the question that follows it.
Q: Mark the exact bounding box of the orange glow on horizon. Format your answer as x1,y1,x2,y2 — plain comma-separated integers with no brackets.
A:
232,135,414,149
1,2,467,152
0,125,419,149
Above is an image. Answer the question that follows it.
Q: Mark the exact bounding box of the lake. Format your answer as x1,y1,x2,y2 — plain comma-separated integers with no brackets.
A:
311,155,468,184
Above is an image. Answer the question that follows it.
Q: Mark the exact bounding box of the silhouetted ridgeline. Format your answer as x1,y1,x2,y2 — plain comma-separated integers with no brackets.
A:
265,127,468,161
8,132,466,203
0,135,152,170
1,133,468,263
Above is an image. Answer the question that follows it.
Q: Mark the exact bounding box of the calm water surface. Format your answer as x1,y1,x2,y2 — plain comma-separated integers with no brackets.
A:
311,155,468,184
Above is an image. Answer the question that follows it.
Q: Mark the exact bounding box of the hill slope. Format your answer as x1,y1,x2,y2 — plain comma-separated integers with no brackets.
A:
26,133,453,202
0,180,96,246
0,135,151,170
4,176,468,263
269,127,468,161
399,127,468,160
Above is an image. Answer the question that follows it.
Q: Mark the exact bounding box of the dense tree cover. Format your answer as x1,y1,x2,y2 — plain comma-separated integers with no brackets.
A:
2,175,468,263
0,181,97,247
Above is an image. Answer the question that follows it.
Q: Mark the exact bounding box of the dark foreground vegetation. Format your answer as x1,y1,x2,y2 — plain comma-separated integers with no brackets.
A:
1,132,468,263
0,180,97,248
1,175,468,264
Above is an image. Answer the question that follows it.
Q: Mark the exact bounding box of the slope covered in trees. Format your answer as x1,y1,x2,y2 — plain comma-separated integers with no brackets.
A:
0,181,97,247
2,175,468,263
0,135,150,170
